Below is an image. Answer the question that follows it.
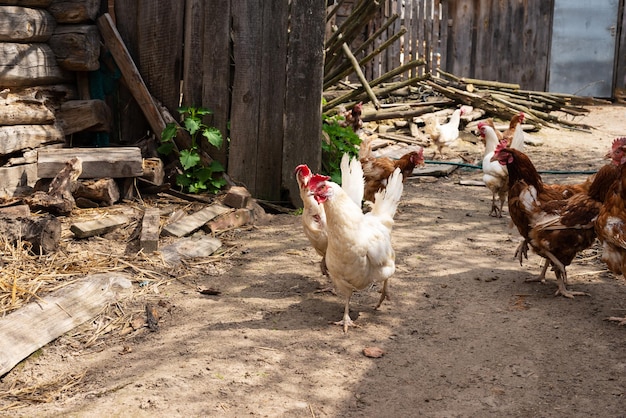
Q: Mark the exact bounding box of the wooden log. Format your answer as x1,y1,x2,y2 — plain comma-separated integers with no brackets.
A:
70,214,129,238
37,147,144,179
0,163,37,197
0,43,73,87
48,24,100,71
25,156,82,215
0,214,61,254
0,124,65,155
361,105,436,122
0,97,55,125
7,149,38,166
48,0,100,23
0,273,132,376
56,99,111,134
0,6,56,42
0,84,78,103
0,204,30,217
140,207,160,252
73,178,120,206
161,204,231,238
0,0,51,6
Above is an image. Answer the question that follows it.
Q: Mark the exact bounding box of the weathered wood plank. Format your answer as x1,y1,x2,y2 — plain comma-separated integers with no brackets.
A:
182,0,204,108
96,13,167,139
0,43,73,87
255,1,288,200
0,214,61,254
0,273,132,376
137,0,184,115
70,214,129,238
0,163,37,197
199,0,230,166
0,5,56,42
0,124,65,155
37,147,144,178
228,0,262,196
48,24,100,71
161,204,231,237
140,207,160,252
283,0,325,206
56,99,111,134
48,0,100,23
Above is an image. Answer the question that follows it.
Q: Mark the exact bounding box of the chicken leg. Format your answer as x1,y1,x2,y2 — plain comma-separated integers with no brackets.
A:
375,279,390,309
543,251,590,299
333,292,357,333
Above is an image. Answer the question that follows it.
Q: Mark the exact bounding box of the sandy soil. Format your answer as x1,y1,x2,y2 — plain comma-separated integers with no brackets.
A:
1,105,625,417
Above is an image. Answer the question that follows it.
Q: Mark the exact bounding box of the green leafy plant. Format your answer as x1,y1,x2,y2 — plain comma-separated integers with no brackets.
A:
158,106,227,194
321,113,362,184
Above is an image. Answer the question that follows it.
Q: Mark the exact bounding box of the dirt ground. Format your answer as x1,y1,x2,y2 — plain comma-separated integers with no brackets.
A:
1,104,626,417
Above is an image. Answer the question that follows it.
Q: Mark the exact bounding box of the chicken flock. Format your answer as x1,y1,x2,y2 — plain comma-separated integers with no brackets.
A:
297,105,626,331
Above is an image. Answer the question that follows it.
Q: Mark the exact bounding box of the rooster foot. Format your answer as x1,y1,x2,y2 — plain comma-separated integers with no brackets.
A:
554,287,590,299
332,316,359,333
489,204,502,218
606,316,626,326
315,286,336,295
514,240,529,265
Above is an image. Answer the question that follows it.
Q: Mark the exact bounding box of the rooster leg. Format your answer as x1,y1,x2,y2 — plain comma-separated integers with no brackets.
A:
489,195,500,217
525,258,548,283
514,240,529,265
333,292,357,333
375,279,390,310
543,253,590,299
320,256,328,276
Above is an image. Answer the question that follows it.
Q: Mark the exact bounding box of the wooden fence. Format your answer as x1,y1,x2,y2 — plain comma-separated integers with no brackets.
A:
113,0,325,203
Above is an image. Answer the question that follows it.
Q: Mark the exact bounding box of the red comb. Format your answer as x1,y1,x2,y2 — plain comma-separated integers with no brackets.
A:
494,139,508,154
611,137,626,150
308,173,330,190
295,164,311,176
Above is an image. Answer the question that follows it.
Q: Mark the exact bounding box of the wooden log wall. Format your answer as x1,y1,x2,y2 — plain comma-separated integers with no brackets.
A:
114,0,326,203
0,0,108,197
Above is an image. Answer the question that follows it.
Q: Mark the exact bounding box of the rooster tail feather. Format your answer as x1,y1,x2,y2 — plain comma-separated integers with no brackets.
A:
371,168,403,222
340,153,364,206
510,123,525,151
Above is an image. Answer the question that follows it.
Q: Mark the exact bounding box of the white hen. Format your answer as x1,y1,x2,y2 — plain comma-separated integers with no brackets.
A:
479,121,525,217
294,154,364,276
426,106,472,159
309,158,403,332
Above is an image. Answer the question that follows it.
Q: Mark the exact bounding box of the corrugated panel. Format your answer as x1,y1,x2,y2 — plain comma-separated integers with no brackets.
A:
548,0,619,97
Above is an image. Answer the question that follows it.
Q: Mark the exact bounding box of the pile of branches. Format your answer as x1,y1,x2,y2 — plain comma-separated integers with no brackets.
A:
323,1,610,130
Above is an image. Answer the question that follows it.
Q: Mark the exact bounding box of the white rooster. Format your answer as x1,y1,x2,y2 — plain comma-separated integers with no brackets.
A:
294,154,365,277
308,156,403,332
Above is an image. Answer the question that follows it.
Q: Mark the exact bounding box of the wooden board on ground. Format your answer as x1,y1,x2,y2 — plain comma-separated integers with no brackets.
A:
37,147,143,178
140,207,160,252
0,273,132,376
70,214,129,238
161,204,231,238
413,159,463,177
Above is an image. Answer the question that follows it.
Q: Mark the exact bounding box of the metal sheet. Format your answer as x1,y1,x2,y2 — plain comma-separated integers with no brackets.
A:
548,0,619,97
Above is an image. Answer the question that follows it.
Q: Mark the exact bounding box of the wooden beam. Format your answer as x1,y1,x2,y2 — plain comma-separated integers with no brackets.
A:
0,124,65,155
161,204,231,237
96,13,166,138
37,147,143,179
0,273,132,376
140,207,160,252
70,214,129,238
